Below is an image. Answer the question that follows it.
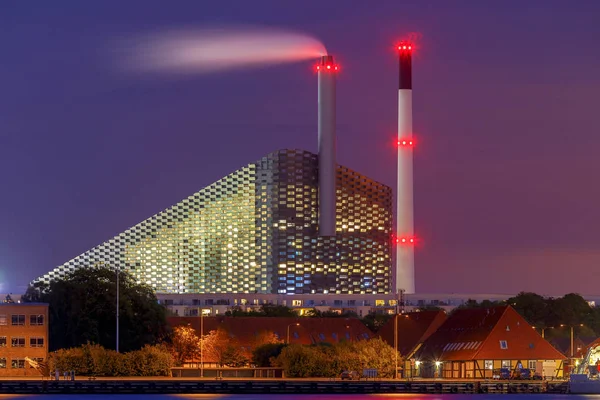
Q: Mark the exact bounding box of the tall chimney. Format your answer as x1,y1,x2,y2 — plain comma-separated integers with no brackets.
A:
396,43,415,294
317,55,337,237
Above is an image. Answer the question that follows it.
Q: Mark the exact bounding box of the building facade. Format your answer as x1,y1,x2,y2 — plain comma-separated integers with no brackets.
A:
0,303,49,376
36,149,393,295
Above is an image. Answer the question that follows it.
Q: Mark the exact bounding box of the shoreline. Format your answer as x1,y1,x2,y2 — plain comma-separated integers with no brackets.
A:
0,379,569,395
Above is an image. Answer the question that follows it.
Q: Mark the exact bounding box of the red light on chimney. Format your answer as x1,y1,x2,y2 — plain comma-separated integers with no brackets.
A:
396,236,416,245
326,65,331,70
398,42,413,52
397,138,415,147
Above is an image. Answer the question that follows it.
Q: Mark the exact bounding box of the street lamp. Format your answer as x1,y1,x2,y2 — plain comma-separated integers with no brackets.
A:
116,266,120,353
532,326,554,339
199,307,204,378
560,324,584,358
287,322,300,344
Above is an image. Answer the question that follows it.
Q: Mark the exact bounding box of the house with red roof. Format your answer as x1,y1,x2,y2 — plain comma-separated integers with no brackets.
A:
413,306,566,379
377,310,447,377
168,316,373,365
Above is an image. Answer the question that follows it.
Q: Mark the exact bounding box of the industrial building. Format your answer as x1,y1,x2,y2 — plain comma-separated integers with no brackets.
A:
35,149,393,295
34,47,417,297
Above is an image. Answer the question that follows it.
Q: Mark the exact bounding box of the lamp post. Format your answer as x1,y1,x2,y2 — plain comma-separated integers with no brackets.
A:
394,313,398,379
200,307,204,378
560,324,584,358
116,267,120,353
532,326,554,339
287,323,300,344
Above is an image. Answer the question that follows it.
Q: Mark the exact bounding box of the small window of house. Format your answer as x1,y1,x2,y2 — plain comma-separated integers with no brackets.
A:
499,340,508,349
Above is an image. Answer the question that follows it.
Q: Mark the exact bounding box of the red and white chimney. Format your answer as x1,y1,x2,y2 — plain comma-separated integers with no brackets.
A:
396,43,415,294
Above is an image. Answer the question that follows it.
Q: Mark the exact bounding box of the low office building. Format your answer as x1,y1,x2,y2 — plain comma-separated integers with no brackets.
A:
413,306,566,379
0,303,49,376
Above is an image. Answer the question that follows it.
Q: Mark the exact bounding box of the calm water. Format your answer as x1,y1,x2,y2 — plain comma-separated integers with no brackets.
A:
3,395,600,399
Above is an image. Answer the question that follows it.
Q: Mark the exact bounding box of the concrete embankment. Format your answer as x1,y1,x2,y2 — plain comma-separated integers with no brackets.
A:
0,379,569,395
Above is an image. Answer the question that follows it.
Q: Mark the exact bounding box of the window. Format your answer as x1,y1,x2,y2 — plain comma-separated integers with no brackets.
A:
291,300,302,306
11,359,25,369
30,315,44,326
11,315,25,326
375,300,385,306
0,315,6,325
0,337,6,347
499,340,508,349
0,358,5,368
485,360,493,370
318,333,326,341
11,337,25,347
502,360,511,368
528,360,537,370
30,337,44,348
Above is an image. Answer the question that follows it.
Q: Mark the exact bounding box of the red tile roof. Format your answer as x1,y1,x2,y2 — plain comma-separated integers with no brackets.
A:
415,306,566,361
377,311,447,358
168,316,372,348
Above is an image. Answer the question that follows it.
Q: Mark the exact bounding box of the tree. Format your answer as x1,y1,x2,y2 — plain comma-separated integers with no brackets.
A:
252,343,286,367
22,266,167,352
203,328,247,367
272,338,399,378
170,325,201,366
361,313,392,332
252,330,282,348
223,304,297,317
305,308,359,318
506,292,549,328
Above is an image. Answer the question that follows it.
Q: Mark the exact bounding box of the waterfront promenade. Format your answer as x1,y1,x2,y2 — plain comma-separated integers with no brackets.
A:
0,378,569,395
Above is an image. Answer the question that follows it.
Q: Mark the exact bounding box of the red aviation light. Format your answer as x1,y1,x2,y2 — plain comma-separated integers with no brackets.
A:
396,236,416,245
397,138,415,147
398,42,413,53
315,61,340,73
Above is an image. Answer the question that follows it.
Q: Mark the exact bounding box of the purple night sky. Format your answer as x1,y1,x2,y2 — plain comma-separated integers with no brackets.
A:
1,1,599,295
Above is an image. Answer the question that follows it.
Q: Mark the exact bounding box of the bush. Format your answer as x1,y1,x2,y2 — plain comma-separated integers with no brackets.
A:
272,338,398,378
252,343,286,367
48,343,173,376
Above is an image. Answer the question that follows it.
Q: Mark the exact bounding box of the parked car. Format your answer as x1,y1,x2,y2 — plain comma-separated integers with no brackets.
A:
340,370,360,380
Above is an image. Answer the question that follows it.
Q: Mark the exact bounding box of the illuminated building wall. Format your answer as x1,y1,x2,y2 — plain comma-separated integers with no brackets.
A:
35,149,392,294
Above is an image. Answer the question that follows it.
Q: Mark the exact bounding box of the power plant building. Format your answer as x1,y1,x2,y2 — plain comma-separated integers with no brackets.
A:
36,149,393,295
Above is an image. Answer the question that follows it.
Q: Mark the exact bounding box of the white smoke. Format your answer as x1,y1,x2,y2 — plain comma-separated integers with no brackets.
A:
120,26,327,74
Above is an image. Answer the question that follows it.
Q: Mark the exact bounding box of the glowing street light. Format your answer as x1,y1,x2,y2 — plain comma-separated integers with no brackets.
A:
560,324,584,358
287,322,300,344
532,326,554,339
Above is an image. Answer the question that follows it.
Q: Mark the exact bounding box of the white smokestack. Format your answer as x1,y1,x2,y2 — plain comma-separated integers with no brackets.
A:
396,43,415,294
317,55,337,237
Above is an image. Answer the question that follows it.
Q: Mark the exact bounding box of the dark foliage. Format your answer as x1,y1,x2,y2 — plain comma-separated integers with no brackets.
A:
22,266,168,352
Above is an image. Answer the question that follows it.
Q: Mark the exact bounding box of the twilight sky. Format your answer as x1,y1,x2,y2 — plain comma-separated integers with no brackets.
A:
1,1,599,295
